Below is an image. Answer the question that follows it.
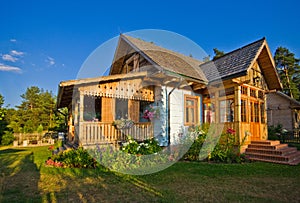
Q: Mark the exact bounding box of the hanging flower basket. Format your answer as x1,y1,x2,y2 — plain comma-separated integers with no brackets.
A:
113,118,134,130
143,105,160,121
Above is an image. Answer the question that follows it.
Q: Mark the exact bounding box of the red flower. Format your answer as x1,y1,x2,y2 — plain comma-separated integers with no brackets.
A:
226,128,236,135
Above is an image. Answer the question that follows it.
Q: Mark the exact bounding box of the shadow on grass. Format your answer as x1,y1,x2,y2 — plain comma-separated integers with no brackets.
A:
39,166,165,202
0,149,41,202
0,148,25,155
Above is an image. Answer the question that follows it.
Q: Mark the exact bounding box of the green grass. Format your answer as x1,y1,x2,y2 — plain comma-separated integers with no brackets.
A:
1,146,300,202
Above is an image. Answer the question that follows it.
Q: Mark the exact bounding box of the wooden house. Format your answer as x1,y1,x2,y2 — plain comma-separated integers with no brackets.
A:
267,91,300,133
56,35,282,149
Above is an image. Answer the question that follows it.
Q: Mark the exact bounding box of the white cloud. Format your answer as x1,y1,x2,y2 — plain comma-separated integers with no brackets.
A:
2,54,18,62
10,39,17,43
10,50,24,56
0,63,22,73
46,56,55,66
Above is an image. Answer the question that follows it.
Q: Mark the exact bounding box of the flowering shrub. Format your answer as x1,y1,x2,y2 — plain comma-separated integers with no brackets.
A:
45,158,63,167
183,125,248,163
89,143,174,174
143,105,160,121
113,118,134,129
121,136,161,155
46,147,97,168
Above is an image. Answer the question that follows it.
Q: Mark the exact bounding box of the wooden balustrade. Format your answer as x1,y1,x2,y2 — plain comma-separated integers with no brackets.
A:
79,122,153,145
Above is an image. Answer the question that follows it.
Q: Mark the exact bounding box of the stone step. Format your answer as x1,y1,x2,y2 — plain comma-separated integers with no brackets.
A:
247,143,288,150
245,147,297,156
245,140,300,165
250,140,280,146
246,151,300,164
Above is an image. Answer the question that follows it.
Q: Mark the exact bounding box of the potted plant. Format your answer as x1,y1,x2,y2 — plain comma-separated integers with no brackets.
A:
113,118,134,130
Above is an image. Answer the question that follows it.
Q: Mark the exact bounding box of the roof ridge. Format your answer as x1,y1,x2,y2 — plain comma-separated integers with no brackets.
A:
212,37,266,61
121,34,203,64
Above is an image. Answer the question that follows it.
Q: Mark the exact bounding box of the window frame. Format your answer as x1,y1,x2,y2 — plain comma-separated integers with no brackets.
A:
184,95,199,126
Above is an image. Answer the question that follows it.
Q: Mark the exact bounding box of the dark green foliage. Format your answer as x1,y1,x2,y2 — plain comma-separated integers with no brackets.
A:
274,47,300,100
50,148,97,168
0,94,9,144
212,48,225,60
268,124,283,140
1,131,15,145
182,125,206,161
4,86,67,134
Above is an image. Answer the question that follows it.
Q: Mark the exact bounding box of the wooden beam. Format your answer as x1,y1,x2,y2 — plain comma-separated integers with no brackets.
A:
164,78,178,85
193,83,206,90
179,81,194,88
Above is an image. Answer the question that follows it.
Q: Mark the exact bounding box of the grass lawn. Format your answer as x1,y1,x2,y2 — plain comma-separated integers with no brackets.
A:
0,146,300,203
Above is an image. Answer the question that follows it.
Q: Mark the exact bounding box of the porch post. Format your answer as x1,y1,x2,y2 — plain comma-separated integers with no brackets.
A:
79,92,84,144
235,86,242,144
74,97,79,144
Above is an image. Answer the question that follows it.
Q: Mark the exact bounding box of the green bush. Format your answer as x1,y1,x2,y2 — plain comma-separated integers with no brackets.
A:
268,124,282,140
183,125,247,163
1,131,15,146
49,147,97,168
182,125,206,161
121,136,161,155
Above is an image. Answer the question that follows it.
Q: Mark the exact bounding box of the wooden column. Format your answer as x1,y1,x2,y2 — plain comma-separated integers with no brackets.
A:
79,92,84,144
235,86,242,144
214,88,219,123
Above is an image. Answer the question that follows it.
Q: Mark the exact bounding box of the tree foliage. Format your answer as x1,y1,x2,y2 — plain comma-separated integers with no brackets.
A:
0,94,9,144
3,86,67,136
274,47,300,100
212,48,225,60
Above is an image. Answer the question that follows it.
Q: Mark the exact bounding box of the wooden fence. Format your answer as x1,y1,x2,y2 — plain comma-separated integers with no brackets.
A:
79,122,153,146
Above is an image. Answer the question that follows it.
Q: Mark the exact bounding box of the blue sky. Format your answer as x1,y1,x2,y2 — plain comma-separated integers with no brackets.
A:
1,0,300,107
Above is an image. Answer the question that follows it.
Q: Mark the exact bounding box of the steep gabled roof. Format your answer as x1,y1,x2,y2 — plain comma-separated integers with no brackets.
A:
200,38,282,90
110,34,208,83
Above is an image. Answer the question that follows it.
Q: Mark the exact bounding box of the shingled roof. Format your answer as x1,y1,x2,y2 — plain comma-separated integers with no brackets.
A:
200,37,282,90
110,34,208,83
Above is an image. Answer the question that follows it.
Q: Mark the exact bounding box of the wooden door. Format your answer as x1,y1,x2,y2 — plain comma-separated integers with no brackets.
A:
101,97,114,122
250,101,261,140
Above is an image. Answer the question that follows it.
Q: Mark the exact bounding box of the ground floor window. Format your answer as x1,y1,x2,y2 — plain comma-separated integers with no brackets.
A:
83,96,101,121
203,103,215,123
241,99,247,122
219,99,234,123
260,103,265,123
115,99,128,119
184,95,199,126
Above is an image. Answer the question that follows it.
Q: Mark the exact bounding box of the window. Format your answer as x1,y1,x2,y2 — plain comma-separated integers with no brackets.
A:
258,91,264,99
260,103,265,123
241,99,247,122
250,89,256,98
83,96,101,121
115,99,128,119
241,86,248,95
203,103,215,123
251,101,259,122
184,95,199,126
219,99,234,123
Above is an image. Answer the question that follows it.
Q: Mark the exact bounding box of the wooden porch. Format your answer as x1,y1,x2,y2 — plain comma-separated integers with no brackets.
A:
78,122,153,146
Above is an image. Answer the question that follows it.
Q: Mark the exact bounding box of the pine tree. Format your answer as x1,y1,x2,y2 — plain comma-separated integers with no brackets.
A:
212,48,225,60
274,47,300,100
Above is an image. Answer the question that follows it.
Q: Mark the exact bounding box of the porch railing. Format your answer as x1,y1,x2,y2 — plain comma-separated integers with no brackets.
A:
79,122,153,145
